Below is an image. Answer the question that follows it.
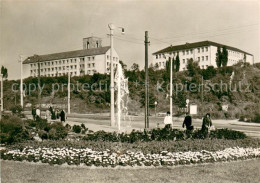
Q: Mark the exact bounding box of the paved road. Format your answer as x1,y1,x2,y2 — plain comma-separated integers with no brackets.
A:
64,114,260,138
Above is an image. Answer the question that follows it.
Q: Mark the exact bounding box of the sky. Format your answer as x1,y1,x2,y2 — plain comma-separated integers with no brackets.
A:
0,0,259,80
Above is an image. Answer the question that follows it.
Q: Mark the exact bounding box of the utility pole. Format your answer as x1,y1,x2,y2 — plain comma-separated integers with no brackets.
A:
68,70,71,114
37,57,41,117
145,31,150,129
0,74,3,120
170,56,173,121
20,55,23,108
201,76,204,116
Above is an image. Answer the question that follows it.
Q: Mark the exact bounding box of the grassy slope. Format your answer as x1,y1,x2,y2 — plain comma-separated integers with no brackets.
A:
3,64,260,118
1,159,260,183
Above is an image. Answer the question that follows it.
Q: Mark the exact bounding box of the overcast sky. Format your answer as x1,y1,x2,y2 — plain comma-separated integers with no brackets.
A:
1,0,259,80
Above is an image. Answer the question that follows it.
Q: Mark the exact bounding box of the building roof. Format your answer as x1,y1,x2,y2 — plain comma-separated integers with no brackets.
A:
152,40,253,56
23,46,110,64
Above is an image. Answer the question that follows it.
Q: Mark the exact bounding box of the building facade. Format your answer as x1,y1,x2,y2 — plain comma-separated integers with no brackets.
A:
152,41,254,71
22,37,119,78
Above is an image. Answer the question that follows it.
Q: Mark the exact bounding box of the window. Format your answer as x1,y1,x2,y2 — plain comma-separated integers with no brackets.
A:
202,56,204,61
206,56,208,61
159,54,161,58
92,56,95,60
156,55,158,59
183,51,185,56
183,59,185,64
92,63,95,67
202,47,204,52
198,57,200,61
107,55,109,60
88,57,91,61
71,66,73,69
206,47,208,52
186,50,189,55
88,64,91,67
190,49,193,54
159,62,161,66
198,48,200,53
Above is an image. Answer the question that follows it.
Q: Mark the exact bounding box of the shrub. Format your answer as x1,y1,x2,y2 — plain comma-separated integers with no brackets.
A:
209,129,246,140
10,105,23,116
0,116,31,144
72,125,81,134
48,122,68,140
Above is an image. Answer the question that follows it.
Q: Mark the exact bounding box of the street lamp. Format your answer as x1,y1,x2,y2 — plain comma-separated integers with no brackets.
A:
67,65,71,114
19,55,23,108
108,23,125,127
0,74,3,120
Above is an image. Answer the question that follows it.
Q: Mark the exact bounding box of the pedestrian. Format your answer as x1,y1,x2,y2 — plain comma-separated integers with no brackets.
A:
60,109,65,123
31,107,36,121
56,109,60,119
45,109,51,122
201,113,213,136
182,113,194,131
36,108,41,121
164,111,172,128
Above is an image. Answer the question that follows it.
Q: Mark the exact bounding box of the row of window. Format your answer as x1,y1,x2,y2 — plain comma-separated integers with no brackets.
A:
228,50,243,58
31,71,78,77
30,57,97,68
155,47,209,59
30,65,78,73
106,55,119,61
197,56,209,62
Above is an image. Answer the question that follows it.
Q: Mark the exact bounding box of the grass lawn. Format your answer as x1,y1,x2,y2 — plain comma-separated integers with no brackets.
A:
1,159,260,183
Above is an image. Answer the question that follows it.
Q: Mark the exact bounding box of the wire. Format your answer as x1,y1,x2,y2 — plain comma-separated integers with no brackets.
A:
160,23,259,41
150,26,259,46
114,36,144,45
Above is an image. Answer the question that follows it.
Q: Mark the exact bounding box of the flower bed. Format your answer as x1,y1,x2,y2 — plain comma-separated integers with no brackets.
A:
1,146,260,167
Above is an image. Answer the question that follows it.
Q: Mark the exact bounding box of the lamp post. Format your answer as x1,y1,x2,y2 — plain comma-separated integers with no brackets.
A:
0,74,3,120
67,65,71,114
108,23,124,127
19,55,23,108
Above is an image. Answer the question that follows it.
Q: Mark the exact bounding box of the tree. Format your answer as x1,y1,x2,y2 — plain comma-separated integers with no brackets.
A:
216,47,222,68
186,58,200,77
222,46,228,67
1,66,8,79
119,60,127,71
175,54,180,72
131,63,139,72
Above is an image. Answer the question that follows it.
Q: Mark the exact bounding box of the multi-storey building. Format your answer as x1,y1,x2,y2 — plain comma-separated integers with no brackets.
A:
22,36,119,78
152,40,254,71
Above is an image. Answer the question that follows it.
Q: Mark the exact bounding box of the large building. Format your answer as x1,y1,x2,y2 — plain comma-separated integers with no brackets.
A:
22,36,119,78
152,40,254,71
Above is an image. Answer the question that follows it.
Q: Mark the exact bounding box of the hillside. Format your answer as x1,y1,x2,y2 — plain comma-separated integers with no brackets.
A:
2,62,260,121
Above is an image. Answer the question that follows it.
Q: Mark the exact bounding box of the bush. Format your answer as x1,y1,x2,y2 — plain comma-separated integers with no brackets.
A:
209,129,246,140
0,116,31,144
48,122,68,140
82,127,246,143
10,105,23,116
72,125,81,134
